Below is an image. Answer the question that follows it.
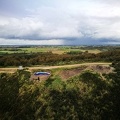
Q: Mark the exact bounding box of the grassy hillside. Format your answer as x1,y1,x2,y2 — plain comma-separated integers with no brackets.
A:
0,62,120,119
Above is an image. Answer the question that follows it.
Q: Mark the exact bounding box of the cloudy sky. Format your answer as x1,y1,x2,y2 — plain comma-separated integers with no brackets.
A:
0,0,120,45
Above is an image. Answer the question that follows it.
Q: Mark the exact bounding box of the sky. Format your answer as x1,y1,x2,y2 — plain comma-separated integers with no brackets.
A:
0,0,120,45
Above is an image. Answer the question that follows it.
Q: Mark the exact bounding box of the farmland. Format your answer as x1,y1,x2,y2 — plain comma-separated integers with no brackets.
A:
0,45,120,68
0,45,106,54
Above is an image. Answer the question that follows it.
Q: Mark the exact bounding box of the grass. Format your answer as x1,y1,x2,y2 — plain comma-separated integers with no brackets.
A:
0,46,102,55
23,47,101,54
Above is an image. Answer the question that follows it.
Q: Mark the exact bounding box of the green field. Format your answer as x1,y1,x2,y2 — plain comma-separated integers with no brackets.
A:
0,46,102,54
0,46,120,68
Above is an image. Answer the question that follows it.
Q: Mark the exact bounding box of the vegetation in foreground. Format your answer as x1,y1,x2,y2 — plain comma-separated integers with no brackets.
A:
0,61,120,120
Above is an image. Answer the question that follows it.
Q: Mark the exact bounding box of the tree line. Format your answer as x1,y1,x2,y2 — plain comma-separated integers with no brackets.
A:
0,50,120,67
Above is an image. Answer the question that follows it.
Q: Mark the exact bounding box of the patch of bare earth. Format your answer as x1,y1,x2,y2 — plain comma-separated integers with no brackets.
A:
30,74,50,82
0,68,16,73
86,65,113,74
59,66,87,80
59,65,113,80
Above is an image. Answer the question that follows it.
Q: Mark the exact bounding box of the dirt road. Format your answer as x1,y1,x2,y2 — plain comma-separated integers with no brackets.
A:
0,62,111,73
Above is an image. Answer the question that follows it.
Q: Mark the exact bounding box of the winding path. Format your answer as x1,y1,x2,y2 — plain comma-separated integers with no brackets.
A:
0,62,111,73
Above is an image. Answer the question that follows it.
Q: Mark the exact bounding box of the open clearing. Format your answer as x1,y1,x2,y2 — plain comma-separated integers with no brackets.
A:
59,64,112,80
0,62,111,73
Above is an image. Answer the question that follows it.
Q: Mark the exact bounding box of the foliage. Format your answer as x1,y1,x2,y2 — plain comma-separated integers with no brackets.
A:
0,49,120,67
107,61,120,119
0,61,120,119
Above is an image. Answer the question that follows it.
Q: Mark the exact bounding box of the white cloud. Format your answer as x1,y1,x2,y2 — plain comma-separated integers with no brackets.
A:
0,0,120,45
0,38,64,45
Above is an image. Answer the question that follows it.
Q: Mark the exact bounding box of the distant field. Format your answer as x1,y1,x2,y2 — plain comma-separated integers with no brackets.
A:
21,47,101,54
0,51,23,54
0,46,102,54
0,45,120,55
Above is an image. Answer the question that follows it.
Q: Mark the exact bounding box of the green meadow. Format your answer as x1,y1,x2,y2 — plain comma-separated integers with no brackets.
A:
0,46,102,55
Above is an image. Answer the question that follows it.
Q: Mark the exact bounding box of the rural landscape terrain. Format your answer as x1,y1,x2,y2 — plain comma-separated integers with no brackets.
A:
1,0,120,119
0,45,120,119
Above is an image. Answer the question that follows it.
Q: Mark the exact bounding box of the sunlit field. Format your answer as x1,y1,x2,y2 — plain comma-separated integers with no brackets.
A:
0,46,103,55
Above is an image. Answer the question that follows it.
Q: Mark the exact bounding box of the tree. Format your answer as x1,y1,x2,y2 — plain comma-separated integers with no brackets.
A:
108,62,120,119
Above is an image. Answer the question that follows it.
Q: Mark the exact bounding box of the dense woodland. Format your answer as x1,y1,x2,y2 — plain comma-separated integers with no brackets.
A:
0,60,120,119
0,49,120,67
